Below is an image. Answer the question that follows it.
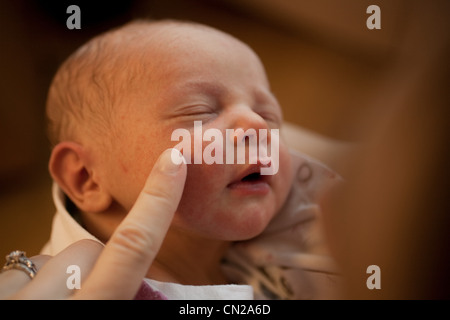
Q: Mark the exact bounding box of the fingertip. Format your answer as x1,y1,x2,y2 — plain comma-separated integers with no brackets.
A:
155,148,186,174
170,148,187,165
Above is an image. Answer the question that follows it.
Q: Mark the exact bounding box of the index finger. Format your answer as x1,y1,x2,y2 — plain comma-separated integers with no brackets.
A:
75,148,186,299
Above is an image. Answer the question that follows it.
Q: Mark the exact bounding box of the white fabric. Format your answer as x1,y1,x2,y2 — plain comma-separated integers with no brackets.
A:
143,278,253,300
40,184,101,255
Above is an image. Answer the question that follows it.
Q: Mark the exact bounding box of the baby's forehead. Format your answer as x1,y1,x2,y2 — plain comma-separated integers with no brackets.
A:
122,21,257,65
75,21,247,82
96,21,261,87
105,21,238,54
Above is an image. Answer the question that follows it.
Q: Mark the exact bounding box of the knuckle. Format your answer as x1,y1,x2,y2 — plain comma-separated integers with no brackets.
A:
109,223,158,259
143,187,176,210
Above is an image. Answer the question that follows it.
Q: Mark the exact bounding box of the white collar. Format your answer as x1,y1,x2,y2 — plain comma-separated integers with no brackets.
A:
40,183,101,255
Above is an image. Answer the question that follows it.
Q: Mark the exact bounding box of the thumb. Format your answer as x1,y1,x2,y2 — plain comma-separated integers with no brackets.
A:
75,148,186,299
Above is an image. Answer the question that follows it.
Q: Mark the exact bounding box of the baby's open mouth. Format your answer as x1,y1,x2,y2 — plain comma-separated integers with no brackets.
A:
227,166,271,195
241,172,262,182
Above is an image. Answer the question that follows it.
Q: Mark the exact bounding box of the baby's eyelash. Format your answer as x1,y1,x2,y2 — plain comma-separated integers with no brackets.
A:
173,106,219,125
175,105,217,116
182,105,215,114
185,110,216,116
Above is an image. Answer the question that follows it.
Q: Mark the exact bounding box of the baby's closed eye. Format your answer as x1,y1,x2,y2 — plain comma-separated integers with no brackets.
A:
180,105,217,116
170,104,218,125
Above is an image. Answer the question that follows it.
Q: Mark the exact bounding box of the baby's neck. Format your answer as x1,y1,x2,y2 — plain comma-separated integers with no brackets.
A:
147,227,230,286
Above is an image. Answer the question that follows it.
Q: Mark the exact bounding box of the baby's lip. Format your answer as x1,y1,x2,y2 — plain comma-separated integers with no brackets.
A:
227,162,271,186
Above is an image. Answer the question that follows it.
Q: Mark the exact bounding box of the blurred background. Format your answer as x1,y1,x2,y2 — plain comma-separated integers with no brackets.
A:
1,0,449,298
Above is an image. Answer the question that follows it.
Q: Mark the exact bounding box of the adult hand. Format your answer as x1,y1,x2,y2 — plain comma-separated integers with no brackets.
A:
0,148,186,299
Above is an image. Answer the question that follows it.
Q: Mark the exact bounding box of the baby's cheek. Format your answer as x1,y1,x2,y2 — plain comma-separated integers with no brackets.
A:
177,163,222,208
110,143,174,211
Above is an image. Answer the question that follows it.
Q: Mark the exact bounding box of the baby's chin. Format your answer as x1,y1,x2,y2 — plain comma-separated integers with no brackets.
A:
174,167,289,241
193,199,279,241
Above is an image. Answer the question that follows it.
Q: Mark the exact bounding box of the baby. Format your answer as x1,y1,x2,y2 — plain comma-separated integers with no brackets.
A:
43,19,340,299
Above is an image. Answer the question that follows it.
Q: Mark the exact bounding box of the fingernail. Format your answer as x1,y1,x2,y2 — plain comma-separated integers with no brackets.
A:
157,148,185,174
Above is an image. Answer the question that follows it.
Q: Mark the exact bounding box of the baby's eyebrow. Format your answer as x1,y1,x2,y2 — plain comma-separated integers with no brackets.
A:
172,80,226,98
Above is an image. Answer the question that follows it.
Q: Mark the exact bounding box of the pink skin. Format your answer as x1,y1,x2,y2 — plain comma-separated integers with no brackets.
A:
81,24,293,283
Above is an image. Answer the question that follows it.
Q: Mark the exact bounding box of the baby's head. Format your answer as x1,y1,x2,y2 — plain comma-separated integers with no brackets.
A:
47,20,293,243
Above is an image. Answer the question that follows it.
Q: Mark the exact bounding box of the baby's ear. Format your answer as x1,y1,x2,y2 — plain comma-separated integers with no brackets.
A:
48,141,113,213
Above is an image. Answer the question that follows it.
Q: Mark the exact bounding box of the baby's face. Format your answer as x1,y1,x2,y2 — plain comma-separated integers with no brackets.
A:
97,26,292,241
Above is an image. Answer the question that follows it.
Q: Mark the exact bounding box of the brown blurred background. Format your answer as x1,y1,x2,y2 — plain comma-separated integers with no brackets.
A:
1,0,449,298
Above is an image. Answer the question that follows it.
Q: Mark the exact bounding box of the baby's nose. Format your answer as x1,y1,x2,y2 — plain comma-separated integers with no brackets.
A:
231,128,257,145
230,106,269,132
